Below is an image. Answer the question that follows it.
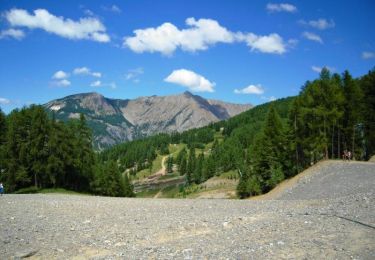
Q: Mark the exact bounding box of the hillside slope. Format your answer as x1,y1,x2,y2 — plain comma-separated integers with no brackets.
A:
1,161,373,259
44,92,251,149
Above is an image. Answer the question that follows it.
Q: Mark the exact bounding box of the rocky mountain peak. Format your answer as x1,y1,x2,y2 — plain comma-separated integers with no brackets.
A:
45,92,252,149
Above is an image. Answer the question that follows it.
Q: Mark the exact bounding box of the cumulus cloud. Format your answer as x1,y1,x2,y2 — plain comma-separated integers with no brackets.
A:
236,32,286,54
90,80,101,87
302,31,323,43
123,17,287,55
299,18,335,30
164,69,215,93
92,72,102,77
54,79,71,87
362,51,375,59
125,67,144,81
4,8,110,42
52,70,69,79
311,65,335,73
234,84,264,95
73,67,101,77
0,28,25,40
0,97,11,105
266,3,297,13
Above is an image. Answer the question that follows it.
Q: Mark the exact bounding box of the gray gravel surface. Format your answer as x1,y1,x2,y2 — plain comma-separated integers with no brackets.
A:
0,161,374,259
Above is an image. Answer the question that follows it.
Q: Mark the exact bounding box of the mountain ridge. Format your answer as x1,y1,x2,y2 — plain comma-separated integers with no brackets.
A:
44,91,252,149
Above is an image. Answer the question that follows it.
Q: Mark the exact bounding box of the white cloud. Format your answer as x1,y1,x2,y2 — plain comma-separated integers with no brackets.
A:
123,17,287,55
311,65,335,73
84,9,94,16
234,84,264,95
103,5,122,13
164,69,215,93
0,28,25,40
4,8,110,42
90,80,101,87
362,51,375,59
302,31,323,43
126,67,144,80
269,96,276,101
54,79,71,87
300,18,335,30
73,67,90,75
266,3,297,13
108,82,117,89
0,97,11,105
92,72,102,78
52,70,69,79
73,67,101,77
236,32,286,54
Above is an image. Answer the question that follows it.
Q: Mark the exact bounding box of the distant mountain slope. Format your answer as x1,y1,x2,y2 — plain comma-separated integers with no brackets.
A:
44,92,251,149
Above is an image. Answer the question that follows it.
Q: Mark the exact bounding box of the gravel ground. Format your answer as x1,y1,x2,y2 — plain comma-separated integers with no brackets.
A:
0,161,374,259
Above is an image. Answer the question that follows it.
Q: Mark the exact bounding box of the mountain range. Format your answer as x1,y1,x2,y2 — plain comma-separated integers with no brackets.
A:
44,92,252,149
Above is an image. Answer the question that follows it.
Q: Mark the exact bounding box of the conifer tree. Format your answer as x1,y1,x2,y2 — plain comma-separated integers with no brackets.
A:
358,69,375,158
122,173,135,197
342,70,364,159
166,155,174,173
250,106,286,192
193,153,204,184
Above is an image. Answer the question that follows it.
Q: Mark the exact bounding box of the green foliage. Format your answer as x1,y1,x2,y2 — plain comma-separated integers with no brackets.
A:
166,155,174,173
359,68,375,158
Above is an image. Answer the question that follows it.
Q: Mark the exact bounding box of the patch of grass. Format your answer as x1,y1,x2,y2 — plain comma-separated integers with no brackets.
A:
158,172,180,180
135,154,164,180
13,187,89,195
159,185,183,198
39,188,90,195
136,188,160,198
13,186,40,194
218,170,239,180
169,143,186,157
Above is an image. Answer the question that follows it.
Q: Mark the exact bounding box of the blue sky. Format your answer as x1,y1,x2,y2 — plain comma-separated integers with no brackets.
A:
0,0,374,113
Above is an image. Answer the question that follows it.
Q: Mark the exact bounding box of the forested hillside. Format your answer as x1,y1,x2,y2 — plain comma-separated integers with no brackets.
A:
0,68,374,198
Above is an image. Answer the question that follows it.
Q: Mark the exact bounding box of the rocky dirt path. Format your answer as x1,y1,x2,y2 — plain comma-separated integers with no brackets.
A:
0,161,374,259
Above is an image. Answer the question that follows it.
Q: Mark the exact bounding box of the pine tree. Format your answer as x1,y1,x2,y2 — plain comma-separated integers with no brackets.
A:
179,156,187,176
186,147,196,184
166,155,174,173
358,69,375,158
250,106,286,192
122,173,135,197
193,153,204,184
0,109,6,179
28,106,49,188
342,71,364,159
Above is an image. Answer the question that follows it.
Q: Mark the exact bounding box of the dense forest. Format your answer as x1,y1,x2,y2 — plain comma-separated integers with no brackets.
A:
0,106,134,197
0,68,374,198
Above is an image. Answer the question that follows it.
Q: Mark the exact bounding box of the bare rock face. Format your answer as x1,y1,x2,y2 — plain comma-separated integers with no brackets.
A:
44,91,252,149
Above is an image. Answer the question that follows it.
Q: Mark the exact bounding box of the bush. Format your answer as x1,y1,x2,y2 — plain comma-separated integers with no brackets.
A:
267,166,285,189
13,186,40,194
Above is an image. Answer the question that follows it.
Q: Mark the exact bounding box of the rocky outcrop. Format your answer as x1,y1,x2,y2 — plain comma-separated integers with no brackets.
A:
44,92,251,149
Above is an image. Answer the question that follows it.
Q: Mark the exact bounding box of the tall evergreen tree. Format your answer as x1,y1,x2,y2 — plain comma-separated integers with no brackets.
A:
342,70,364,159
0,108,6,179
193,153,204,184
250,106,286,192
121,173,135,197
28,105,49,188
359,69,375,158
166,155,174,173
